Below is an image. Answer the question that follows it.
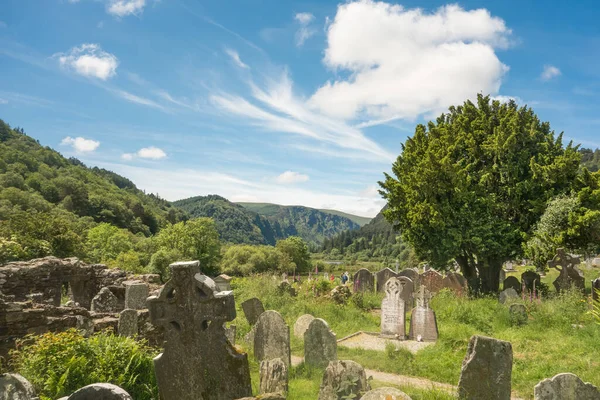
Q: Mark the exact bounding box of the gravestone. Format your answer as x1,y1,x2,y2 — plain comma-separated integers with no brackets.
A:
67,383,132,400
503,276,521,293
420,270,444,294
498,288,519,304
318,360,371,400
213,274,232,292
548,248,585,293
592,278,600,301
294,314,315,338
534,373,600,400
259,358,288,395
442,272,468,296
353,269,374,292
242,297,265,326
458,335,512,400
225,324,236,344
118,309,138,337
521,271,541,293
360,387,412,400
147,261,252,400
375,268,398,292
408,286,438,342
499,269,506,283
380,277,406,339
396,276,414,307
91,287,118,313
124,282,149,310
509,304,527,326
397,268,420,286
254,310,291,368
305,318,337,368
0,373,37,400
277,280,296,296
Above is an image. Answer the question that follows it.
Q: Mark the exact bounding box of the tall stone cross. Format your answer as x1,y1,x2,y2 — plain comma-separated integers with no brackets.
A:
416,285,432,309
147,261,252,400
548,248,584,293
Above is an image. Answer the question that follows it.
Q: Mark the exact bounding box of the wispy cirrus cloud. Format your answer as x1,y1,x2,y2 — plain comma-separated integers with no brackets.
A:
294,12,316,46
275,170,309,184
224,48,249,69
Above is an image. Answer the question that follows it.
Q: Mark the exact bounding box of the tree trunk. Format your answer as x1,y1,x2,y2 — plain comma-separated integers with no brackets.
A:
456,254,479,295
477,258,503,294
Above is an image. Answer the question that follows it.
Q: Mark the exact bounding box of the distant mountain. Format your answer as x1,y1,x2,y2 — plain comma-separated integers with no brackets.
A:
173,196,363,246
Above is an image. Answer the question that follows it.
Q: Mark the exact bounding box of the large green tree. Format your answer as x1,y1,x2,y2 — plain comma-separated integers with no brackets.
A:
380,95,581,293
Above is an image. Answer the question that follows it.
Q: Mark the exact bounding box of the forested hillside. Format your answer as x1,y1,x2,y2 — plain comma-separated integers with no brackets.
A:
580,148,600,172
239,202,371,227
174,196,363,246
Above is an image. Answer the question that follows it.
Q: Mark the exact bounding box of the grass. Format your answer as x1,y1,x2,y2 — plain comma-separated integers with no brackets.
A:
231,270,600,400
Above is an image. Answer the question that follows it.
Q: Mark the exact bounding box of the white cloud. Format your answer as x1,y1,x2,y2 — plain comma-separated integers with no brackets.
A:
56,44,118,80
309,1,511,122
61,136,100,153
107,0,146,17
541,65,561,81
224,48,249,69
121,153,134,161
121,146,167,161
294,12,316,46
112,89,167,111
360,185,380,198
0,98,7,104
275,171,309,184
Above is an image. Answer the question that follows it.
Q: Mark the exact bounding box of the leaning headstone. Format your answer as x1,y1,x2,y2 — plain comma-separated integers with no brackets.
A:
91,287,119,313
521,271,541,293
498,288,519,304
254,310,291,368
442,272,468,296
0,373,37,400
124,282,149,310
118,309,138,337
318,360,371,400
259,358,288,395
380,277,406,339
509,304,528,326
592,278,600,302
147,261,252,400
548,248,585,293
294,314,315,338
397,268,420,286
408,286,438,342
396,276,414,307
458,335,512,400
67,383,132,400
305,318,337,368
375,268,398,292
503,276,521,293
420,270,444,294
360,387,412,400
353,269,374,292
242,297,265,326
534,372,600,400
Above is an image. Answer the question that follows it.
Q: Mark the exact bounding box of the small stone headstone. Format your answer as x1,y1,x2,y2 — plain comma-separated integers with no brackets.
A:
91,287,118,313
521,271,541,293
304,318,337,368
353,269,374,292
318,360,371,400
360,387,412,400
592,278,600,302
225,324,236,344
396,276,414,307
254,310,291,368
397,268,420,286
503,276,521,293
242,297,265,326
498,288,519,304
408,286,438,342
442,272,468,296
420,270,444,294
294,314,315,339
509,304,527,326
277,280,296,296
534,372,600,400
548,248,585,293
380,277,406,339
124,282,149,310
67,383,132,400
375,268,398,292
458,335,512,400
0,373,37,400
499,269,506,283
118,309,138,337
259,358,288,395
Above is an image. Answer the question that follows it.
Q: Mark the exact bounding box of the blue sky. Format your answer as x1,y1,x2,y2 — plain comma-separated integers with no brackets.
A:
1,0,600,217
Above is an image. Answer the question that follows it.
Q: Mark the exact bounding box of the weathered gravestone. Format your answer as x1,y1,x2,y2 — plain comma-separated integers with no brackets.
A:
396,276,414,307
498,288,519,304
420,270,444,294
592,278,600,302
509,304,528,326
534,372,600,400
521,271,541,294
397,268,420,286
548,248,585,293
503,276,521,293
124,282,149,310
360,387,412,400
353,269,374,292
242,297,265,326
0,373,37,400
147,261,252,400
254,310,291,368
380,277,406,339
305,318,337,368
67,383,132,400
499,269,506,283
408,286,438,342
318,360,371,400
259,358,288,395
118,309,138,337
458,335,512,400
375,268,398,292
277,280,296,296
442,272,468,296
91,287,119,313
294,314,315,338
225,324,236,344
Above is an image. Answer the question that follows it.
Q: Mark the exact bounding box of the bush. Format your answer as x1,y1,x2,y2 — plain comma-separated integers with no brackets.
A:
12,330,158,400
